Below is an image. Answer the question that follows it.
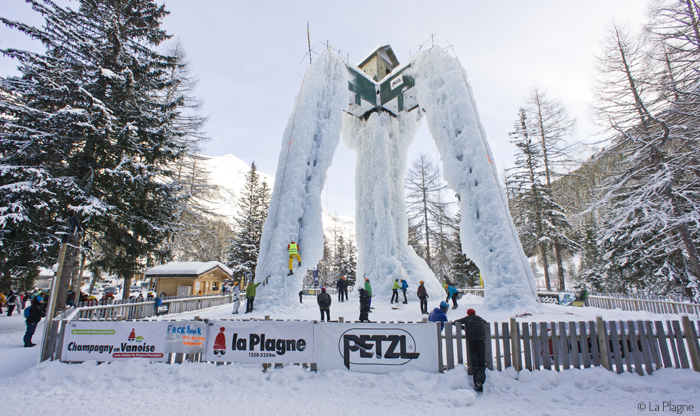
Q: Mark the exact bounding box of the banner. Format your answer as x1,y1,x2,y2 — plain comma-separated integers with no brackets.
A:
62,321,168,362
559,293,576,306
165,321,207,354
204,320,315,363
316,323,439,373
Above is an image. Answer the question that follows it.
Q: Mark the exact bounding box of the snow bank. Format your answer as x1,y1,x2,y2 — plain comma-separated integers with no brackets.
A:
4,357,700,415
410,47,537,309
255,52,348,302
342,112,444,299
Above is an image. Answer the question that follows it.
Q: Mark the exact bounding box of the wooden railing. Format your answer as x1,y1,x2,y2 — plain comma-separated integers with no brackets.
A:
440,316,700,375
65,293,240,321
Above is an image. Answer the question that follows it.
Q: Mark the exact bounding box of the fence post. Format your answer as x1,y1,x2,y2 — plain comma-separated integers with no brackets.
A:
681,315,700,372
510,317,520,371
596,316,610,371
437,322,444,373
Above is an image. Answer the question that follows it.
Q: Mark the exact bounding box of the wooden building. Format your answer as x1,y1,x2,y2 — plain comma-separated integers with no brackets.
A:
146,261,232,298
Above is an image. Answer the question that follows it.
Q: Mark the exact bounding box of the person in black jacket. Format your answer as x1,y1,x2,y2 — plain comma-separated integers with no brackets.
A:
24,296,46,347
358,288,370,322
455,308,488,392
317,287,332,321
336,276,347,302
416,281,429,314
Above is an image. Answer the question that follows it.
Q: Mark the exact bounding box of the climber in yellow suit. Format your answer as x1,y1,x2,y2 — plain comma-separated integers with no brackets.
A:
287,241,301,276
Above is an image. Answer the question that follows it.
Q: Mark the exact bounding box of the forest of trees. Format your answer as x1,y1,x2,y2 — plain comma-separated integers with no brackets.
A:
505,0,700,300
2,0,699,302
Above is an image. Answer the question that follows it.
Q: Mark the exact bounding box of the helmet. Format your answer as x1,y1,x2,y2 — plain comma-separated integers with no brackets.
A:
365,278,369,282
439,301,449,310
321,287,326,292
419,280,424,284
467,308,476,316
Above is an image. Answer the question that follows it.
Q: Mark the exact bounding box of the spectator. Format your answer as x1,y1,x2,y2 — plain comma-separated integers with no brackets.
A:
428,301,449,332
24,296,45,347
443,282,459,309
391,278,400,304
231,282,241,314
358,288,370,323
336,276,347,302
455,308,488,392
400,279,408,304
317,287,332,322
417,280,429,314
6,291,19,316
245,280,261,313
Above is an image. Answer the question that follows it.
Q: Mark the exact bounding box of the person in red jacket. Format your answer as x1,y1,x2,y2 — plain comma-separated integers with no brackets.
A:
287,241,301,276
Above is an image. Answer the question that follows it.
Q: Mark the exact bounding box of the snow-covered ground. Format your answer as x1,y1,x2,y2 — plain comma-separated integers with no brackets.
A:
1,295,699,415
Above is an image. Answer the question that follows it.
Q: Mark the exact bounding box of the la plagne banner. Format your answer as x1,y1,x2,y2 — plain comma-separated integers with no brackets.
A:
61,321,168,362
204,320,315,363
316,323,440,373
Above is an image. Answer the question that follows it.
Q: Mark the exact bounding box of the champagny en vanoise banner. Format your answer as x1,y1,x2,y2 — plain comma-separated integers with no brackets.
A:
315,323,439,373
61,321,207,362
204,320,315,363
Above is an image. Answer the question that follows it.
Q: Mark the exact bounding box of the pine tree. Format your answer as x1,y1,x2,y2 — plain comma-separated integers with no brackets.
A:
525,88,577,290
448,211,480,288
508,108,579,290
1,0,191,303
227,163,269,281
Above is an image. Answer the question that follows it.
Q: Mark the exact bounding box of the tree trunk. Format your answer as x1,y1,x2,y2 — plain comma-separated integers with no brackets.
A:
54,237,79,313
554,242,566,291
122,272,133,301
539,242,551,291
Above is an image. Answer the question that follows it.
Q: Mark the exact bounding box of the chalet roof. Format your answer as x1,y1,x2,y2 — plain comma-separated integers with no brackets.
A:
145,261,232,278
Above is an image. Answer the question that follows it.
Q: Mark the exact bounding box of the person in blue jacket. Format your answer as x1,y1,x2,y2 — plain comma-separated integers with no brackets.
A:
400,279,408,304
428,301,450,331
443,282,459,309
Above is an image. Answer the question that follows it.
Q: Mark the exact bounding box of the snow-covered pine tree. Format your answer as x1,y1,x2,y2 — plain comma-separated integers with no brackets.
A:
592,21,700,298
508,108,577,291
227,162,269,281
316,236,334,288
525,88,578,291
1,0,191,303
448,211,480,288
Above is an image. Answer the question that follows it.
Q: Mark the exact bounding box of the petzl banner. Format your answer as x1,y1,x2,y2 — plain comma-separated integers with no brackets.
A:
316,323,439,373
61,321,168,362
204,320,315,363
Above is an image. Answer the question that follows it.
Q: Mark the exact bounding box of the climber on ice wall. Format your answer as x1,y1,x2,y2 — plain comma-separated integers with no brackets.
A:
287,241,301,276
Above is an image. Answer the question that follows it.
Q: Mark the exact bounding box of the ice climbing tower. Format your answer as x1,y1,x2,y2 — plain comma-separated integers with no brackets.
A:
255,46,537,309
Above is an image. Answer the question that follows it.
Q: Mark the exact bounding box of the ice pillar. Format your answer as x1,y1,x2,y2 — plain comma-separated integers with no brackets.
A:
411,47,537,309
342,112,444,299
255,52,347,302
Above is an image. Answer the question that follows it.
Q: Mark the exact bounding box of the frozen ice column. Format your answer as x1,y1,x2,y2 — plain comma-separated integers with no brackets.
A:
255,52,347,302
411,47,538,309
342,112,444,299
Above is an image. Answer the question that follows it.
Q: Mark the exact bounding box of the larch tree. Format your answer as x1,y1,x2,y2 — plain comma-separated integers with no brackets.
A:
592,21,700,297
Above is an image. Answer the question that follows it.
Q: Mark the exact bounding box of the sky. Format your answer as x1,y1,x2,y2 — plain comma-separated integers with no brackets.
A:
0,0,648,218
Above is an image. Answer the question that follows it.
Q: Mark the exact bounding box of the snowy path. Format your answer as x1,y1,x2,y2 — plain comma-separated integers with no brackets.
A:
1,298,699,415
